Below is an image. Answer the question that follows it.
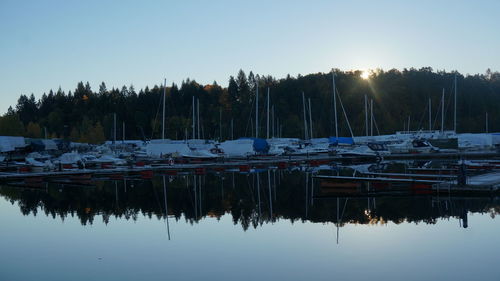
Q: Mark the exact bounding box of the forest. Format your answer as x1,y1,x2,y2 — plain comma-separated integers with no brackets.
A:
1,67,499,144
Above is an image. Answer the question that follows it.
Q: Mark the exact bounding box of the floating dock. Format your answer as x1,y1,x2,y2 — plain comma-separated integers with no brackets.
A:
0,155,335,185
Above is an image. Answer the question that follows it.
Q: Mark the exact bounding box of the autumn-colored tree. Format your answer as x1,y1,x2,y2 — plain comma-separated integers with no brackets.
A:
69,127,80,142
26,122,42,138
0,113,25,136
86,122,105,144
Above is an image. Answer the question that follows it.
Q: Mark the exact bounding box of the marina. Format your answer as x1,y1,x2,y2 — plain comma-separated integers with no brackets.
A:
2,1,500,280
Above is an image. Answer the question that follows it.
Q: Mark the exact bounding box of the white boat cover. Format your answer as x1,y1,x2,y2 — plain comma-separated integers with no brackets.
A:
25,157,47,167
219,139,255,157
41,139,58,150
181,149,218,159
309,138,329,144
58,152,83,164
457,133,494,149
105,140,145,146
70,142,90,148
0,136,26,152
98,154,127,165
186,139,216,150
146,142,191,157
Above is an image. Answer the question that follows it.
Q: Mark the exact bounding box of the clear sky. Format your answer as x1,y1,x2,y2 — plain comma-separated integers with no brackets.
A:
1,0,499,114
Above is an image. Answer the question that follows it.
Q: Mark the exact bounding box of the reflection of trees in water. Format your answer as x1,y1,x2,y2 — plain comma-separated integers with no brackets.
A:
0,171,498,230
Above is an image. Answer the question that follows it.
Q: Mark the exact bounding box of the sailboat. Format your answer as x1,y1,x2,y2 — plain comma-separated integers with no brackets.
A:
144,80,219,160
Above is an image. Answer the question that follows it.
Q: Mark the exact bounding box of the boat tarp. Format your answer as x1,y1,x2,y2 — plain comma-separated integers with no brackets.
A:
42,139,58,150
0,136,26,152
328,137,355,145
58,153,82,164
105,140,145,146
26,139,58,151
239,138,269,153
490,133,500,145
457,133,493,148
309,138,329,144
146,143,191,157
186,139,216,150
219,139,255,157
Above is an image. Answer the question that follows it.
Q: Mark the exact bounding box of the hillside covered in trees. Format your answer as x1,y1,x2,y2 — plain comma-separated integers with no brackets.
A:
1,67,499,144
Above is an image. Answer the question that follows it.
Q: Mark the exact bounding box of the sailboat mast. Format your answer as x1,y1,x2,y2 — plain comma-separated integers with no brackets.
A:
192,96,195,139
277,118,280,138
486,112,489,133
429,98,432,131
407,115,411,133
370,99,373,136
197,98,200,139
162,78,166,140
332,72,338,139
454,74,457,132
272,105,275,138
255,83,259,138
266,87,270,139
302,91,308,140
364,95,368,136
441,88,445,133
113,112,116,144
308,98,313,139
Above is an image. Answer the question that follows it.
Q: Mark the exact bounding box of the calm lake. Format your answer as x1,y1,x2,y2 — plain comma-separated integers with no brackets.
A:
1,169,499,281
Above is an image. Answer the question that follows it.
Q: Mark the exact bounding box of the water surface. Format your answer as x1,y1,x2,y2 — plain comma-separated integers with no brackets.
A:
1,170,499,281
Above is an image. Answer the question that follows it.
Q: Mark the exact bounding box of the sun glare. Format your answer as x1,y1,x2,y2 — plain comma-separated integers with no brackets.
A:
360,70,370,80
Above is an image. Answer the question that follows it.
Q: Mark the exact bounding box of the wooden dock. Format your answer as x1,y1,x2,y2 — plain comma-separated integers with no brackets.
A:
0,155,336,184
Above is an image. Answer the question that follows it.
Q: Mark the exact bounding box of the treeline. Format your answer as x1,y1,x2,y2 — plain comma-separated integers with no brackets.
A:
1,67,500,144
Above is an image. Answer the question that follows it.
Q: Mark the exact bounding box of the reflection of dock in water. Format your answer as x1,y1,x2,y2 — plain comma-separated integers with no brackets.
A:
315,170,500,196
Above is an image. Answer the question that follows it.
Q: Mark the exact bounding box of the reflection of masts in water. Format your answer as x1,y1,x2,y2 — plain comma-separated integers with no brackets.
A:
367,196,376,214
336,197,339,244
335,197,349,245
305,172,315,218
163,176,171,240
310,176,314,206
267,170,273,221
192,175,203,220
461,207,468,228
220,175,224,199
199,175,202,216
305,172,309,217
257,173,261,220
432,196,468,229
115,181,119,209
273,170,277,201
193,175,197,218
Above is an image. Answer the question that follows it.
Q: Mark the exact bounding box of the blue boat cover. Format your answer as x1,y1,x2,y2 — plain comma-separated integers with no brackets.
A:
239,138,270,153
328,137,355,145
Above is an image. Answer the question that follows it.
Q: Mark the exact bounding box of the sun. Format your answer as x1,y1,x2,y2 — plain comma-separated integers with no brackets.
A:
360,70,370,80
